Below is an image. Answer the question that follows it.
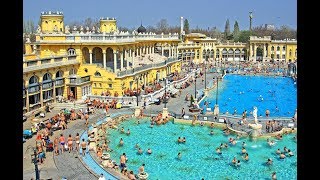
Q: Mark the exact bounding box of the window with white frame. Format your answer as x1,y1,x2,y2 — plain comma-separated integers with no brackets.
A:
68,48,76,56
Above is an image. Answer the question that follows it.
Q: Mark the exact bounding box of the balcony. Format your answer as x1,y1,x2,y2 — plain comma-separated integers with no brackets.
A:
116,57,180,77
68,76,91,85
23,57,79,73
55,79,64,86
28,85,40,94
42,82,53,90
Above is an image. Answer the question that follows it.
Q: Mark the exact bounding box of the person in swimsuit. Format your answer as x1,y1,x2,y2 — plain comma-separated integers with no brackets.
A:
84,113,89,127
81,138,87,156
59,134,65,154
75,133,80,152
67,134,73,153
53,136,59,155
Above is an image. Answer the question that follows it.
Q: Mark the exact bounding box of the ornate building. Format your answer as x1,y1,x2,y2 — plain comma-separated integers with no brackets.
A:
23,11,297,114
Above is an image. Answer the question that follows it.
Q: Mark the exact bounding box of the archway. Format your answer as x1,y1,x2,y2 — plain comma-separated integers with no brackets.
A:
82,47,90,64
256,46,263,61
106,47,115,72
92,47,103,66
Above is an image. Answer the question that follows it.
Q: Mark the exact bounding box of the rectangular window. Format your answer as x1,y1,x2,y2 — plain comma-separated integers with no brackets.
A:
43,90,53,100
282,55,286,59
56,87,63,96
23,98,26,107
276,54,280,59
108,84,112,88
29,94,40,105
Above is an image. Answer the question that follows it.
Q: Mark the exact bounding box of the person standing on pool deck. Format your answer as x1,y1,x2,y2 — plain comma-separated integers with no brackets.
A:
181,108,185,118
80,138,87,156
120,153,127,169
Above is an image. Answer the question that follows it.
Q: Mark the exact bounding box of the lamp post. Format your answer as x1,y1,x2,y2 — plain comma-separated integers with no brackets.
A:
134,76,140,106
33,148,40,180
213,75,219,116
194,71,197,99
205,54,208,89
164,74,167,108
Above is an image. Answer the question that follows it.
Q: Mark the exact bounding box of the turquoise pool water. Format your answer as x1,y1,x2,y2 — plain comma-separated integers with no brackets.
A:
199,74,297,117
107,118,297,179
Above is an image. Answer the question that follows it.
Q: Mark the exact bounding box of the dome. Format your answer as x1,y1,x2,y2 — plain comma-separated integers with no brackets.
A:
137,23,146,33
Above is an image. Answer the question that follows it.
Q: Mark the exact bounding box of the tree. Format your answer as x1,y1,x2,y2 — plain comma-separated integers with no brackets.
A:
224,19,230,38
184,19,189,34
233,21,240,41
156,19,169,33
237,30,252,43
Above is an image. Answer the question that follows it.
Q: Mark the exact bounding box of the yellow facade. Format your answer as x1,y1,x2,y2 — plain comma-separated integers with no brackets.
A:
100,18,117,33
40,11,64,33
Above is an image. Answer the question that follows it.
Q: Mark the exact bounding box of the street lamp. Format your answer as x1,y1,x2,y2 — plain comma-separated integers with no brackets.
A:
205,54,208,89
164,73,167,108
25,146,40,180
134,76,141,106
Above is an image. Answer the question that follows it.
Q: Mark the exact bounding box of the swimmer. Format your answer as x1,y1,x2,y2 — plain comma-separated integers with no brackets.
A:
242,153,249,161
216,147,222,154
177,137,183,143
275,106,279,112
288,149,294,157
120,127,125,134
119,138,124,146
126,129,130,135
182,137,186,143
268,140,276,146
236,160,241,167
280,153,286,159
210,130,214,135
242,142,246,148
276,149,281,155
266,158,273,165
177,152,182,159
232,157,237,165
147,148,152,154
272,172,277,180
138,148,143,155
284,146,289,153
241,147,247,154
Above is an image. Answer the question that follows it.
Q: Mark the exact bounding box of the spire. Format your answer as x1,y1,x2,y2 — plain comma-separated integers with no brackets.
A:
141,20,142,26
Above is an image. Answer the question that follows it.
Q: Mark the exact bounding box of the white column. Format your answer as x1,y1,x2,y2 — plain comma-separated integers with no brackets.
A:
120,51,124,70
132,49,135,67
89,50,93,64
151,46,154,54
169,45,171,58
140,47,142,56
161,45,164,56
103,51,106,69
126,50,129,68
113,53,117,72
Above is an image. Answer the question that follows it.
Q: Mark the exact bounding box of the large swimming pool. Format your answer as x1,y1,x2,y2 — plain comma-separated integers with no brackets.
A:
199,74,297,117
107,118,297,179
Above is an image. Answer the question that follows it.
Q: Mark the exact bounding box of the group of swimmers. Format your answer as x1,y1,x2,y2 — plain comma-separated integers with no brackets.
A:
276,146,294,159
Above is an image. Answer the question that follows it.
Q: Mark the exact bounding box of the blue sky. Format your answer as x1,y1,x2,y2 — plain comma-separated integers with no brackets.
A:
23,0,296,31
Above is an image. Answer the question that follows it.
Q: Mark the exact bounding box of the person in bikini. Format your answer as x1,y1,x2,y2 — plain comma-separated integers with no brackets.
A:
81,138,87,156
67,134,73,153
75,133,80,152
59,134,65,154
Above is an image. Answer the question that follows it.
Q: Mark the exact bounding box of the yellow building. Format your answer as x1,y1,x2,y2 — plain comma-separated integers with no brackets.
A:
23,12,297,115
23,11,181,114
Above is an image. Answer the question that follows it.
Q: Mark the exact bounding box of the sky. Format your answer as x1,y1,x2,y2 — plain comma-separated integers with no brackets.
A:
23,0,296,31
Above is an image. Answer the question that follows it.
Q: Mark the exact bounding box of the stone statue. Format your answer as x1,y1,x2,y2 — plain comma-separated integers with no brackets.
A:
80,26,84,34
33,45,37,52
253,106,258,124
92,26,95,33
73,26,77,31
53,25,58,32
86,26,90,32
65,25,70,33
36,25,41,34
97,27,100,33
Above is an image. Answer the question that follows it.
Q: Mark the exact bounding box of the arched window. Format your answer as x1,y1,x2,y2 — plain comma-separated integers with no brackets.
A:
276,46,280,51
271,46,274,51
94,71,101,77
56,71,63,78
289,50,292,57
43,73,52,82
69,68,77,75
283,46,286,51
29,76,38,85
67,48,76,56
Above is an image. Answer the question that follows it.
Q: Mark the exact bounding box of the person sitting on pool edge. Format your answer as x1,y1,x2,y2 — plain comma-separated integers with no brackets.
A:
210,122,214,128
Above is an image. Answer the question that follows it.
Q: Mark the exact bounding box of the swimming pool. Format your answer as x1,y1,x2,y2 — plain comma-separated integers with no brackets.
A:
107,118,297,179
199,74,297,117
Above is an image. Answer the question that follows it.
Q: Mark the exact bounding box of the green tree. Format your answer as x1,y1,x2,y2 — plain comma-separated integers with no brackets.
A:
184,19,189,34
224,19,230,38
233,21,240,41
237,30,251,43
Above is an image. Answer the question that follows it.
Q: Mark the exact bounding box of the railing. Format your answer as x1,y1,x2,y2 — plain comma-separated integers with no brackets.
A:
55,79,64,86
42,82,53,89
69,76,91,85
116,58,179,77
28,85,40,93
23,59,79,73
